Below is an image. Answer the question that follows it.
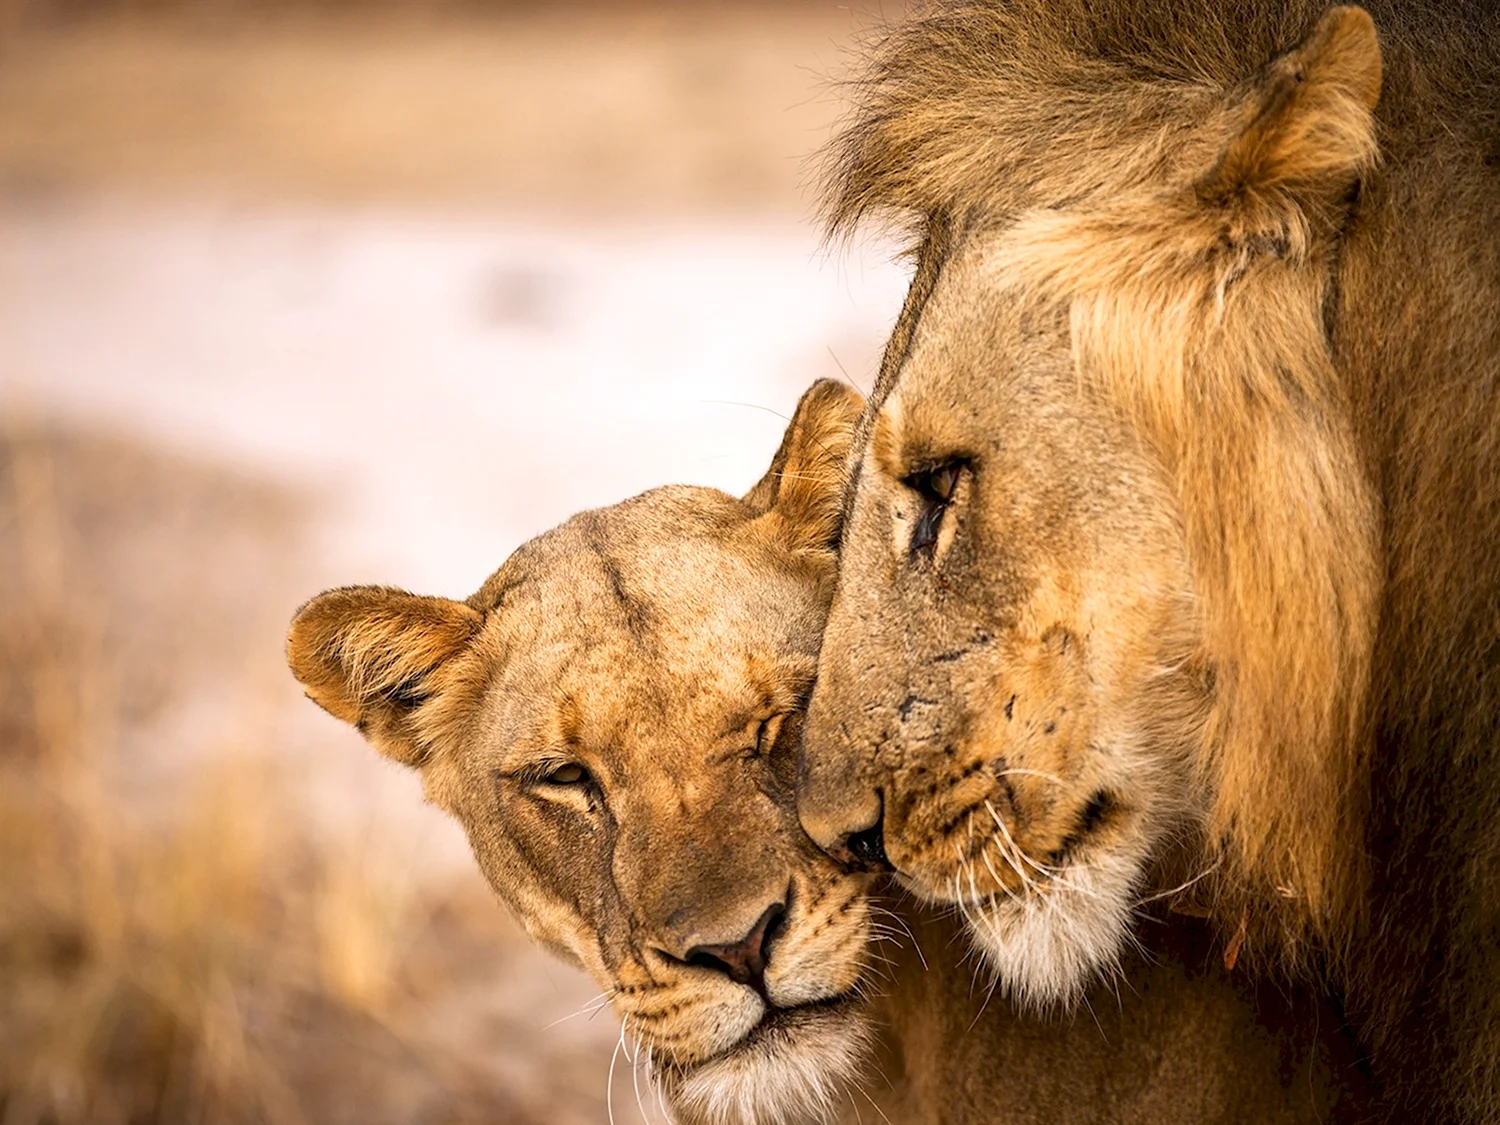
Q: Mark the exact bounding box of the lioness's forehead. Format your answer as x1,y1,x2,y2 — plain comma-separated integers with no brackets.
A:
472,485,829,742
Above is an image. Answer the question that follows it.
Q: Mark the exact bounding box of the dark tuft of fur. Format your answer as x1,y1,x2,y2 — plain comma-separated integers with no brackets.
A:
822,0,1500,240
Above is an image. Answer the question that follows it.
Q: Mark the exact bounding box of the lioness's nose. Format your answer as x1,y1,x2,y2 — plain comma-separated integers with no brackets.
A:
683,901,785,999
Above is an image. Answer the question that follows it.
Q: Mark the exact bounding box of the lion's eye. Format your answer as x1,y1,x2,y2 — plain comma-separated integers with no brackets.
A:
921,463,962,502
544,763,591,787
903,460,967,557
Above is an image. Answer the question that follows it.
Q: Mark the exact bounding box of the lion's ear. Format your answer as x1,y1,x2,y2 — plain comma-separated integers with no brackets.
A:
1197,6,1381,214
287,586,484,767
743,379,866,551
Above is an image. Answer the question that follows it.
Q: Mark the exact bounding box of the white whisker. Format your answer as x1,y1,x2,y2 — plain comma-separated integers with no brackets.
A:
1135,857,1222,906
607,1023,624,1125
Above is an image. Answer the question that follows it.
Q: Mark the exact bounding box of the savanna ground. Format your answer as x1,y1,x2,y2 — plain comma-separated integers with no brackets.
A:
0,4,908,1122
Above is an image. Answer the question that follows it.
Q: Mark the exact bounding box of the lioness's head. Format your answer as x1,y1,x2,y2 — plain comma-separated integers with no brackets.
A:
800,5,1383,1007
288,381,873,1125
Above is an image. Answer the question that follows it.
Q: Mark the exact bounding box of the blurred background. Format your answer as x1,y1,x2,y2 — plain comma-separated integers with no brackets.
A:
0,2,911,1122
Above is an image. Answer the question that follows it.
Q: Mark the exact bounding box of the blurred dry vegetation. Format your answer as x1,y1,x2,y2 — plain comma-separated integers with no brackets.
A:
0,1,898,1122
0,0,878,213
0,426,626,1124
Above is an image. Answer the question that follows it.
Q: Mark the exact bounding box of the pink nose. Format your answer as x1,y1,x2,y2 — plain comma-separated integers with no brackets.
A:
684,901,785,999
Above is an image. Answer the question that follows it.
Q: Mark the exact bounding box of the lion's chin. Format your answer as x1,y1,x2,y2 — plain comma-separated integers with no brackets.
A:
958,845,1144,1011
659,997,872,1125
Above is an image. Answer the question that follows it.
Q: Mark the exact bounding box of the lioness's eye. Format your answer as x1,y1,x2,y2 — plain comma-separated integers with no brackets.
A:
903,459,967,556
544,763,591,787
754,718,774,756
741,714,787,761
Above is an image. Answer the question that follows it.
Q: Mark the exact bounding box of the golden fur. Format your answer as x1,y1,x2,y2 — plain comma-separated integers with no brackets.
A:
800,3,1500,1122
292,382,876,1125
290,381,1368,1124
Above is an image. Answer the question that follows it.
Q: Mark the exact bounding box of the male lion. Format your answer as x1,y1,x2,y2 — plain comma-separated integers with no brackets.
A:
797,3,1500,1123
288,381,1366,1124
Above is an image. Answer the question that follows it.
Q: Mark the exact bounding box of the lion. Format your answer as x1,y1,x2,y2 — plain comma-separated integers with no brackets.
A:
796,2,1500,1122
288,380,1368,1124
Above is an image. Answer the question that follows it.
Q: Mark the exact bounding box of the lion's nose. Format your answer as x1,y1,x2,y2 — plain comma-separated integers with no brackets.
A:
797,693,887,866
825,814,893,874
799,777,889,870
683,901,785,999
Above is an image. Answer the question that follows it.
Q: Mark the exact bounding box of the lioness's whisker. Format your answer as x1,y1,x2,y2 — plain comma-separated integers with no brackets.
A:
649,1045,669,1124
626,1020,651,1125
543,989,617,1031
606,1023,624,1125
868,903,921,951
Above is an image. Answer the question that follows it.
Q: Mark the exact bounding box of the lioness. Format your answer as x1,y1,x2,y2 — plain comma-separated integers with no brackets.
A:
798,2,1500,1122
289,381,1365,1123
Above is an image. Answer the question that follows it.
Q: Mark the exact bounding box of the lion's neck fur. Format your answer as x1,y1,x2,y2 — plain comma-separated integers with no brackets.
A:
824,1,1500,1118
994,199,1381,970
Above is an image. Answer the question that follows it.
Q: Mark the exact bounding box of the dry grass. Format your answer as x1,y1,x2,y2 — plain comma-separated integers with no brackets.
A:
0,425,635,1125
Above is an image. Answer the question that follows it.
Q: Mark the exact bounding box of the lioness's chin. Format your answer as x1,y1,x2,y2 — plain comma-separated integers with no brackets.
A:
959,848,1145,1012
660,998,872,1125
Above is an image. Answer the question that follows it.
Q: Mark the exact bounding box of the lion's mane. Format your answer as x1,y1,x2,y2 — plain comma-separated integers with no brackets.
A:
821,2,1500,1120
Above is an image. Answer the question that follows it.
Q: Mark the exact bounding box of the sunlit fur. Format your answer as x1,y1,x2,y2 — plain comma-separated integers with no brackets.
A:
955,821,1154,1012
803,2,1500,1121
291,374,1373,1124
288,382,877,1124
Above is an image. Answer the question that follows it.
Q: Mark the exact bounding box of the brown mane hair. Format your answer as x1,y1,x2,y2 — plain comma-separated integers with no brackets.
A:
821,2,1500,1121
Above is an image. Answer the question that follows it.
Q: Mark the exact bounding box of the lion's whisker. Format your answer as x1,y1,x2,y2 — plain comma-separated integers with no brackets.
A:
996,766,1068,787
1135,857,1222,907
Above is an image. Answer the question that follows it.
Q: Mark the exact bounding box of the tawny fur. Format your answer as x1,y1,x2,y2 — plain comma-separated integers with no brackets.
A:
289,380,1369,1124
805,2,1500,1121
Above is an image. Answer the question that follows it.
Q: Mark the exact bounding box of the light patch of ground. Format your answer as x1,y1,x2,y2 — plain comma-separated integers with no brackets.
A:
0,202,907,591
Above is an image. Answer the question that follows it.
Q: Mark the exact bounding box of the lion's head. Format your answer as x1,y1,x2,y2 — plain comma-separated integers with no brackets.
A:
799,3,1387,1009
288,381,874,1125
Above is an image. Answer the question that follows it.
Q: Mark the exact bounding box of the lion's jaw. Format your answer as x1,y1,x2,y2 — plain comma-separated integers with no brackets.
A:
799,233,1210,1008
946,831,1155,1010
873,722,1190,1010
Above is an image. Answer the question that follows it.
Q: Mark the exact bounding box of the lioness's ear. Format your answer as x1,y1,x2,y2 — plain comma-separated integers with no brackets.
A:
287,586,483,767
743,378,866,551
1197,6,1381,214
